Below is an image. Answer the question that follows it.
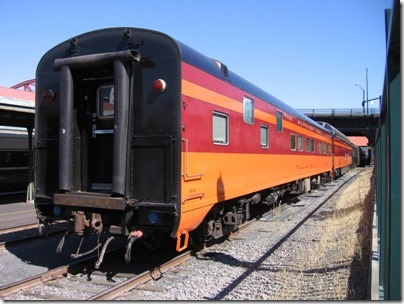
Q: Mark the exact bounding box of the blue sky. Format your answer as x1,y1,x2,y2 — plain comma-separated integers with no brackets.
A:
1,0,392,109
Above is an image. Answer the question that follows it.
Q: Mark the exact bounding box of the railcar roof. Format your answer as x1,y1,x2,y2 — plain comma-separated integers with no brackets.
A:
39,27,328,134
317,121,354,146
176,40,329,133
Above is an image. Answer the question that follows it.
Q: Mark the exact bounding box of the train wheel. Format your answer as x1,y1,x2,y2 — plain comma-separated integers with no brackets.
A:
190,225,206,249
190,204,226,248
140,229,165,250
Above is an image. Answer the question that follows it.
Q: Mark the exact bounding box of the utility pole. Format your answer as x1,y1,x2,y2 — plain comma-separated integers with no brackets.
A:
355,83,365,114
366,67,369,115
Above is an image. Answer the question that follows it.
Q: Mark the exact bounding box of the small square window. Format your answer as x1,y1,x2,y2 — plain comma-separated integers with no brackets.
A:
290,134,296,151
297,136,303,151
243,96,254,125
276,111,283,132
306,138,311,152
260,125,269,148
97,85,114,118
213,112,229,145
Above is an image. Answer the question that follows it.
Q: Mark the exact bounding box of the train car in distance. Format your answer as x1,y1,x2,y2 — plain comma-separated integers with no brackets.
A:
34,27,357,265
0,86,35,195
0,126,29,193
317,121,360,171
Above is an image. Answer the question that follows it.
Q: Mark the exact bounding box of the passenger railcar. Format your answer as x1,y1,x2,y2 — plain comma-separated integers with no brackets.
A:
317,121,359,173
34,27,356,263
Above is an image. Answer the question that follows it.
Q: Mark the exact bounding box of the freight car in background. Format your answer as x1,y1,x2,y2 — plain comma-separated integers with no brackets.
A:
33,27,357,265
0,86,35,196
0,126,29,193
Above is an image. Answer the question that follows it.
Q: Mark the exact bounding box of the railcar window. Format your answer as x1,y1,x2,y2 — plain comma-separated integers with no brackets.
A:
243,96,254,125
290,134,296,151
306,138,310,152
0,151,28,167
297,135,303,151
311,139,315,152
276,111,283,132
319,142,322,154
213,112,229,145
97,85,114,118
260,125,269,148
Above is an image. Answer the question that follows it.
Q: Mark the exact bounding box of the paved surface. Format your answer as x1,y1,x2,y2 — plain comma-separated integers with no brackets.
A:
370,201,380,300
0,197,36,229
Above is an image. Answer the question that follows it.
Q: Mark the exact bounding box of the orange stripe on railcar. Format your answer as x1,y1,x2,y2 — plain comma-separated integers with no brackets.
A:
177,151,333,233
181,78,332,145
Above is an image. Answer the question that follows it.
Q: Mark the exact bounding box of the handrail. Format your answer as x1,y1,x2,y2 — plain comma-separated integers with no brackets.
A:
181,138,204,181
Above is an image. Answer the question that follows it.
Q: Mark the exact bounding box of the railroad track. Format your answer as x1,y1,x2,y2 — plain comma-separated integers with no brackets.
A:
0,222,67,250
90,251,192,300
0,169,363,300
0,246,192,300
255,170,361,252
0,203,277,300
260,175,358,225
0,223,41,238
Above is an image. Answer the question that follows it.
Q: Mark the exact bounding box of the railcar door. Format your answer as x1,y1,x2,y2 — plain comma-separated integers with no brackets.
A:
88,84,115,192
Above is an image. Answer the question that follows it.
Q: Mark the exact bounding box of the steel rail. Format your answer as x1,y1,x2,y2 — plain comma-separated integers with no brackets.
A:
0,264,69,298
0,230,66,251
89,250,192,300
0,249,112,298
0,222,67,250
0,223,40,235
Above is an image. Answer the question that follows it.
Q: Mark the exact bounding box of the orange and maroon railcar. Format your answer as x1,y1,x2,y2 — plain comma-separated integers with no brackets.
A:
34,27,356,264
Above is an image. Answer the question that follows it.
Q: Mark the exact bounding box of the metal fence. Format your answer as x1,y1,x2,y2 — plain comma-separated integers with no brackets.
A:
297,108,381,117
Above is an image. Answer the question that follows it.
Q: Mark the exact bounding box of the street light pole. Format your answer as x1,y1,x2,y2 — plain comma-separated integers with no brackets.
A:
355,83,365,114
366,67,369,115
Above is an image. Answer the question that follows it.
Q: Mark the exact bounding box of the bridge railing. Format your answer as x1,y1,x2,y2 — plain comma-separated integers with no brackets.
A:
297,108,380,117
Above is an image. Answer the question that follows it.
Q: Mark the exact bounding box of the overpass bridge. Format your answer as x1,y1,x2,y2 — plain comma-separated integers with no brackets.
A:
298,107,380,147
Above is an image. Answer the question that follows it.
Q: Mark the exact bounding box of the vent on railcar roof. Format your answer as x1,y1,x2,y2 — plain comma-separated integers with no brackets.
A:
212,59,228,78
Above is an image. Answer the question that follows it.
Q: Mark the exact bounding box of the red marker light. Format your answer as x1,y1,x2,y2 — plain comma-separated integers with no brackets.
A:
43,89,55,102
152,79,166,92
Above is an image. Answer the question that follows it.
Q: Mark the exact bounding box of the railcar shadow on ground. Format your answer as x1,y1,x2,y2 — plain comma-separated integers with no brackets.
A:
3,230,113,270
2,225,179,286
0,193,27,205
